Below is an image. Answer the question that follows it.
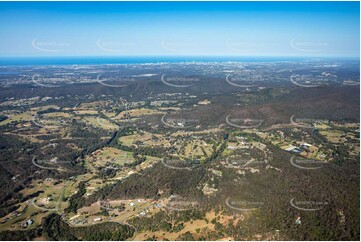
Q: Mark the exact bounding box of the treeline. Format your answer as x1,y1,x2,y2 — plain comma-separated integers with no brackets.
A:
83,162,207,207
0,134,40,213
65,181,87,213
130,210,205,233
0,115,7,122
43,213,135,241
36,108,61,115
108,162,206,200
129,209,241,241
0,228,42,241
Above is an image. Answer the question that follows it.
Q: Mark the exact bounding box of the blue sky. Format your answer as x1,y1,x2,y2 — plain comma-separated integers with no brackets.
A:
0,1,359,57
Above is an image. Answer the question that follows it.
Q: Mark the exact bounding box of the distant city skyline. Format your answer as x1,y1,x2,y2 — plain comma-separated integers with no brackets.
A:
0,1,359,57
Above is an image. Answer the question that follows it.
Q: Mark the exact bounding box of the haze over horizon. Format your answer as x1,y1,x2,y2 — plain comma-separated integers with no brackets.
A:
0,1,359,58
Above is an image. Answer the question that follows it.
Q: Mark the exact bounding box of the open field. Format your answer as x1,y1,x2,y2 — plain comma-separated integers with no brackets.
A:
89,147,134,167
114,108,164,120
82,116,119,130
0,112,34,126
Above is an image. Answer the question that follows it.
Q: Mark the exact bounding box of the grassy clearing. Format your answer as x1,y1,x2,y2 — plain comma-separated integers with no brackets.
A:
132,210,218,241
118,132,171,148
170,128,221,137
90,147,134,167
74,199,155,227
77,101,110,109
114,108,164,119
320,130,346,143
74,110,99,115
0,201,54,232
82,117,118,130
43,112,71,118
30,105,59,111
182,140,213,160
0,112,33,126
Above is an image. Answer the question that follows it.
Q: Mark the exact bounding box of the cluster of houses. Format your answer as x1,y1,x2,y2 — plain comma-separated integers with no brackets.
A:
71,199,163,226
21,219,34,228
284,143,312,154
71,217,87,225
93,217,102,223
